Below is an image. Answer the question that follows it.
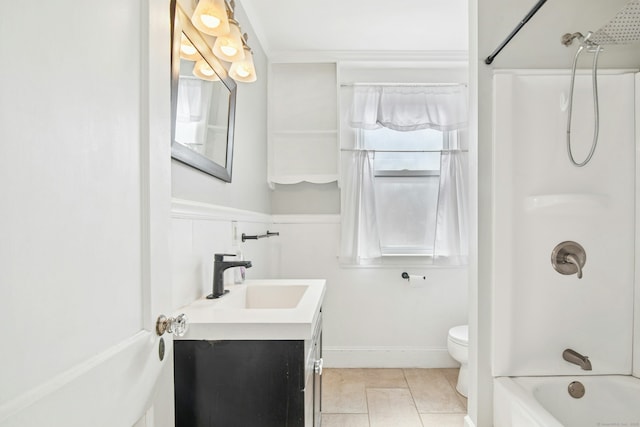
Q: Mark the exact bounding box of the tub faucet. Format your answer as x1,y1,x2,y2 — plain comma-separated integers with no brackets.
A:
564,253,583,279
207,253,252,299
563,348,592,370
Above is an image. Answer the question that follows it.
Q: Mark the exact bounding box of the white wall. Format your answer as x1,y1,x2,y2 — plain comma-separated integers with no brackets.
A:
475,0,640,425
168,204,469,368
170,200,274,309
271,216,468,367
262,63,471,367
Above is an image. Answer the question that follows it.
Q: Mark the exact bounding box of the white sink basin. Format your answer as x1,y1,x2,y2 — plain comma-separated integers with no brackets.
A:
176,279,325,341
245,285,308,309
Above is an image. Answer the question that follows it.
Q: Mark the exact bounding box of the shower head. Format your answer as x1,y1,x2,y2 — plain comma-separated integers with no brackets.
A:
588,0,640,46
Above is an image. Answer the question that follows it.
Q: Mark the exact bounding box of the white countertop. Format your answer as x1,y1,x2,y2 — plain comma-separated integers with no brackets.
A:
175,279,326,341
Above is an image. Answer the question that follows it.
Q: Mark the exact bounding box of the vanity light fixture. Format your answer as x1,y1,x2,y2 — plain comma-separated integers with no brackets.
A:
229,34,256,83
191,0,230,36
193,58,221,81
212,18,245,62
179,34,201,61
189,0,257,83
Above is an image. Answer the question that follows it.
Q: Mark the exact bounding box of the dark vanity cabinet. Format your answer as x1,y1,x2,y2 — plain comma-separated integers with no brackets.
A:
174,313,322,427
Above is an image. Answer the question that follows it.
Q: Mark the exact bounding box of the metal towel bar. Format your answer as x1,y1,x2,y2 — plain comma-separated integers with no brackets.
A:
241,231,280,242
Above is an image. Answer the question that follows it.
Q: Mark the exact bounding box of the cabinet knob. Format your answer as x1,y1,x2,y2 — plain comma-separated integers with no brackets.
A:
156,313,189,337
314,358,324,375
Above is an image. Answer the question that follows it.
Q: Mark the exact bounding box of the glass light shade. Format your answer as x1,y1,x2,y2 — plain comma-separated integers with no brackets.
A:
191,0,230,36
193,59,220,81
229,48,256,83
179,34,200,61
212,20,245,62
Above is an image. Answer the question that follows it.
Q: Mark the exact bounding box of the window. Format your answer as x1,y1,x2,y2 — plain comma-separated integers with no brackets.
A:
339,84,468,265
360,127,450,256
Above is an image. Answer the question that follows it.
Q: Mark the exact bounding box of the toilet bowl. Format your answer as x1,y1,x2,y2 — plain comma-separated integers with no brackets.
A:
447,325,469,397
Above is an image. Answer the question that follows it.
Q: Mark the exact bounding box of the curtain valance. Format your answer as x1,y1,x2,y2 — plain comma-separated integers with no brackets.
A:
348,85,467,132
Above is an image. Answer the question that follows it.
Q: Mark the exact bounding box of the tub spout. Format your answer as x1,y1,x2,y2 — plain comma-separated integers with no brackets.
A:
563,348,592,370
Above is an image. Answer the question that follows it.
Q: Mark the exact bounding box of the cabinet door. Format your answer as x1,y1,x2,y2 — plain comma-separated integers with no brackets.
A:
175,340,305,427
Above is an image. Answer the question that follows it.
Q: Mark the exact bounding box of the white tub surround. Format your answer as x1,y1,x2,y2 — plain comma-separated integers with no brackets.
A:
175,279,326,340
494,376,640,427
492,70,636,378
491,69,639,426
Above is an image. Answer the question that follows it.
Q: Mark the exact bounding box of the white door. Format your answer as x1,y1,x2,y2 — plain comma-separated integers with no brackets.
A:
0,0,174,426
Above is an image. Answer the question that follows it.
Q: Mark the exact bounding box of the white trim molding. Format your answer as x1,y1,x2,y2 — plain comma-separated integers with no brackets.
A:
272,214,341,224
323,346,458,369
171,198,272,223
268,50,469,64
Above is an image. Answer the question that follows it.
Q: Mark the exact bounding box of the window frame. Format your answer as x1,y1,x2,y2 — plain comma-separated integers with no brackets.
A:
362,129,454,258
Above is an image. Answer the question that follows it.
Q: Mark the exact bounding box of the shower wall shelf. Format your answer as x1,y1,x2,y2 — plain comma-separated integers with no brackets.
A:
523,194,609,213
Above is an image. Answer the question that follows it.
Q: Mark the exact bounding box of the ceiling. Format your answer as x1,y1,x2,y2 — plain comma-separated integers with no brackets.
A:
238,0,468,60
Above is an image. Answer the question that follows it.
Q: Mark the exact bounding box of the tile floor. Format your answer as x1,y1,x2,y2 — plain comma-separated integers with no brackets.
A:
321,368,467,427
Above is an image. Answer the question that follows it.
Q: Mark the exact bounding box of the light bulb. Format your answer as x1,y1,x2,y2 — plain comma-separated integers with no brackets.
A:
220,45,238,57
229,47,256,83
235,66,250,78
212,20,245,62
199,14,221,29
193,59,220,81
181,45,197,56
191,0,230,36
180,34,200,61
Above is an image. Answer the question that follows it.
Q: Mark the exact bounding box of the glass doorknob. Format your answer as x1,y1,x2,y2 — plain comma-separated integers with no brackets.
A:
156,313,189,337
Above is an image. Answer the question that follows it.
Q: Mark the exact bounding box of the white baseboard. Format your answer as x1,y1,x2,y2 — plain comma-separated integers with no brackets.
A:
323,347,459,368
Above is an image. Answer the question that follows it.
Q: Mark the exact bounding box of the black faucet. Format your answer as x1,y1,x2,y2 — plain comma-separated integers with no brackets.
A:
207,253,252,299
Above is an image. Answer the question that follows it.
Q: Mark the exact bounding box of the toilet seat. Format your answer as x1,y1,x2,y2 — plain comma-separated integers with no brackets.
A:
448,325,468,347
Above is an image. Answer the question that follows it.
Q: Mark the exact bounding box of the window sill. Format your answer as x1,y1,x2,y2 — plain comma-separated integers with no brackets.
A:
338,255,468,269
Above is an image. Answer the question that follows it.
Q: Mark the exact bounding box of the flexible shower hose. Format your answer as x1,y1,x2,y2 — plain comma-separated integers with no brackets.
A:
566,44,602,167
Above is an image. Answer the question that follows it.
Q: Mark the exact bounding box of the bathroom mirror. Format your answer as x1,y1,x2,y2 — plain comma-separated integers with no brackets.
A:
170,0,237,182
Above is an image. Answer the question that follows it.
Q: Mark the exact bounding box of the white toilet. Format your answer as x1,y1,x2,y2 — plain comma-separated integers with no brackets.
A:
447,325,469,397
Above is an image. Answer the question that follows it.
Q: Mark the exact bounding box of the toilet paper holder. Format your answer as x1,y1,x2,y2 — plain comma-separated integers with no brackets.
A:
401,272,426,281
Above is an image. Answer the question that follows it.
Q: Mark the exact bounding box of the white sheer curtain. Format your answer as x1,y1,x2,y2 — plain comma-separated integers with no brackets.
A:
433,130,468,264
340,84,468,265
349,85,467,132
339,148,382,264
176,78,204,122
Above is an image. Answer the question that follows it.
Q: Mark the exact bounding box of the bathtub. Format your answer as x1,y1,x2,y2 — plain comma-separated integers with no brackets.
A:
494,376,640,427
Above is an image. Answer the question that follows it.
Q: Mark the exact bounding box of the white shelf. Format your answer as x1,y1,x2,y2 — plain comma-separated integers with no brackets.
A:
268,63,339,186
269,174,338,186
